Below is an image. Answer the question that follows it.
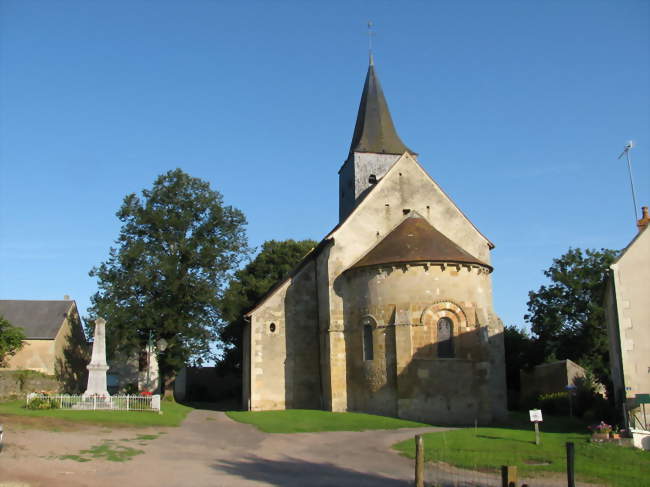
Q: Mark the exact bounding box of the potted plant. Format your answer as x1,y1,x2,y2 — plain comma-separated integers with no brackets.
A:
610,426,621,439
589,421,612,441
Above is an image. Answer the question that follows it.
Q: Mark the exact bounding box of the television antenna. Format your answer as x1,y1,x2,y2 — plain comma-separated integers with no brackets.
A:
617,141,638,222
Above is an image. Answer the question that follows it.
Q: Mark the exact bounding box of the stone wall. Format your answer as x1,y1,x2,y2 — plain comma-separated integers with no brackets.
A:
339,263,505,424
0,370,61,399
247,259,321,411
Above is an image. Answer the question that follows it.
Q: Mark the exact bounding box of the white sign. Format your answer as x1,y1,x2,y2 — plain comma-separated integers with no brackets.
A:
529,409,543,422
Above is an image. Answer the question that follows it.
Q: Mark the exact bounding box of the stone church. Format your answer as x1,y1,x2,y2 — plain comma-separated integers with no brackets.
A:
243,58,507,424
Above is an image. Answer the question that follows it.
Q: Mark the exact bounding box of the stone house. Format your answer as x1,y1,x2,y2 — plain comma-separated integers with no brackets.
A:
519,359,587,402
0,298,88,390
605,207,650,415
242,59,508,424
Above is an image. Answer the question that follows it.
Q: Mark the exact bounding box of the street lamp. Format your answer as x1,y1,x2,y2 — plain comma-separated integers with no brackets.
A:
565,384,577,417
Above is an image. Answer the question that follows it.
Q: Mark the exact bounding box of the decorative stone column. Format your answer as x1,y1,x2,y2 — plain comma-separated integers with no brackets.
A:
83,318,109,397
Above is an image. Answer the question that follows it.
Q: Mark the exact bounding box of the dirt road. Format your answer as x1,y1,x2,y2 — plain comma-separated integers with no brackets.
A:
0,410,446,486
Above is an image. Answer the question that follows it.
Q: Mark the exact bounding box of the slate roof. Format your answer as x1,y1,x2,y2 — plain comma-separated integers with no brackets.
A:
0,300,74,339
349,61,415,156
348,213,491,271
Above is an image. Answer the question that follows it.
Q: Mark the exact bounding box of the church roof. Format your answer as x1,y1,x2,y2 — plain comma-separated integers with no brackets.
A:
349,60,415,155
0,299,74,339
348,213,491,271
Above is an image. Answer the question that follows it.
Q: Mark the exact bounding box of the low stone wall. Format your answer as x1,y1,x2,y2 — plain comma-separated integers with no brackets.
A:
0,369,61,399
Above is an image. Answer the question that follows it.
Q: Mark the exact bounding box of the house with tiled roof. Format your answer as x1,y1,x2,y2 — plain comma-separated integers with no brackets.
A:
0,298,87,384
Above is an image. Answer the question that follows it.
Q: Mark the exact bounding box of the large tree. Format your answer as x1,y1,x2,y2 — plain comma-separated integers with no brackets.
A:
524,247,618,392
88,169,249,397
218,239,317,375
0,315,25,366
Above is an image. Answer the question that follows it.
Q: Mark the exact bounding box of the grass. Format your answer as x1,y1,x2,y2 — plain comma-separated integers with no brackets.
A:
393,414,650,487
58,432,164,462
0,399,193,427
226,409,430,433
60,441,145,462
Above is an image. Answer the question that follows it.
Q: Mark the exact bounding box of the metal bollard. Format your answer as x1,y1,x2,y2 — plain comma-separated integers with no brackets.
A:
567,442,575,487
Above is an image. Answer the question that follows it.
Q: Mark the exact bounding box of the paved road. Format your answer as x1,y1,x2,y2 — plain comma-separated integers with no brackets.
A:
0,409,448,487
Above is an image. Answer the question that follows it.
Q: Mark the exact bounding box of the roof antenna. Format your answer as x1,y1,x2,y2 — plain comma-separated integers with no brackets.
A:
617,141,639,222
367,21,374,66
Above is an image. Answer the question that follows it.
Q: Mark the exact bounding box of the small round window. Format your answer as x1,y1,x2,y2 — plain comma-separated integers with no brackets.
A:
269,323,276,333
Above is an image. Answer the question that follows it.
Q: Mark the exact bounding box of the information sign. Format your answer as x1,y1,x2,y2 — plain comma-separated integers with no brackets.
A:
529,409,543,422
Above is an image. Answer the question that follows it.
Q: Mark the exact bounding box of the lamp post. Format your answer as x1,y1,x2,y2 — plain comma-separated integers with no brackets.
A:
565,384,577,418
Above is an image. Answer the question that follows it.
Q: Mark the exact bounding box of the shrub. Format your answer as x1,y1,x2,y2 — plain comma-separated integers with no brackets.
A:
26,395,59,410
538,392,570,415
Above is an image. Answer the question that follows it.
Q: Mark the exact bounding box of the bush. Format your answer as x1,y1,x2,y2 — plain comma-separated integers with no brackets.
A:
26,395,59,410
538,392,570,415
123,382,139,395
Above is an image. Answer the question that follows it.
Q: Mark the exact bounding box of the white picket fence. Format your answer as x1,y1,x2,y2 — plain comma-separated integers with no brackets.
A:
26,393,161,413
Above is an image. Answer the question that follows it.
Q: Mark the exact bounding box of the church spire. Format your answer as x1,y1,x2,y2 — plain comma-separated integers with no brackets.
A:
349,60,414,155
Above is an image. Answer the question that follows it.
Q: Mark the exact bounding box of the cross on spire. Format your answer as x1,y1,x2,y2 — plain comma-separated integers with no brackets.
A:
367,21,374,66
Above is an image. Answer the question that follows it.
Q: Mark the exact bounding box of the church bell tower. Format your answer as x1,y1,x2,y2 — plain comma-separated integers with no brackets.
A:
338,57,416,221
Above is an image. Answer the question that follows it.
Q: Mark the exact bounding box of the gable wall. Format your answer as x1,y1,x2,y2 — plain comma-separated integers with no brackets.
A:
611,228,650,402
6,339,56,374
247,260,321,410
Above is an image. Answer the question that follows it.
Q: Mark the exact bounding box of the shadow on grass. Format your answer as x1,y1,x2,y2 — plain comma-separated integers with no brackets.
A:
474,434,535,445
213,456,408,486
497,412,589,434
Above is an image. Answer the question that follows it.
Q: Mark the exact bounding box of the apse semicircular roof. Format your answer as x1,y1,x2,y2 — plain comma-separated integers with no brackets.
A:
348,213,491,271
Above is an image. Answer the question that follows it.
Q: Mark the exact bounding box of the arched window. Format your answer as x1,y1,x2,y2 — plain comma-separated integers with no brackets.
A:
437,317,454,358
363,324,374,361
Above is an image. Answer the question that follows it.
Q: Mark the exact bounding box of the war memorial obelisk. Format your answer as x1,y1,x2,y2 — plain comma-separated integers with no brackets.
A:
83,317,109,397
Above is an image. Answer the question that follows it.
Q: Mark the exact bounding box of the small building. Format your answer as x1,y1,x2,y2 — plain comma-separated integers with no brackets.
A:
605,207,650,416
519,359,587,401
0,298,87,389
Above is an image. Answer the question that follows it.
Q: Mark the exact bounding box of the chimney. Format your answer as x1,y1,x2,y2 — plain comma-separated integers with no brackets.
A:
637,206,650,231
63,294,70,300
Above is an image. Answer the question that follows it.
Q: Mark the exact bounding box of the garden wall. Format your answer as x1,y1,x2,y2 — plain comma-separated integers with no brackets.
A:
0,370,61,399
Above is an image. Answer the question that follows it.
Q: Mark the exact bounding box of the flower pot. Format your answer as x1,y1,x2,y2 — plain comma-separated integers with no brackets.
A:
610,433,621,440
591,433,609,441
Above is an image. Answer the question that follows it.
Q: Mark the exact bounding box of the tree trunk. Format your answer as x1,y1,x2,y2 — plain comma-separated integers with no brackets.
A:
162,371,176,401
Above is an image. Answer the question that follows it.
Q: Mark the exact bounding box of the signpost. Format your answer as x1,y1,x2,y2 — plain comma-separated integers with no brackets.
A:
529,409,543,445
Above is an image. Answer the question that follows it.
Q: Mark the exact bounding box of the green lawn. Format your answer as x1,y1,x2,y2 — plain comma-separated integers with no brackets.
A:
226,409,429,433
0,399,193,427
393,417,650,487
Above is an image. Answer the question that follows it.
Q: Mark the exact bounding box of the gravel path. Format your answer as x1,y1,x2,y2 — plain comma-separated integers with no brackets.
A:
0,410,602,487
0,410,447,486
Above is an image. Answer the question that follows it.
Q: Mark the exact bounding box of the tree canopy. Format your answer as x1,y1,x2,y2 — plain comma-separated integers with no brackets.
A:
0,315,25,366
524,247,618,392
88,168,249,396
218,239,317,374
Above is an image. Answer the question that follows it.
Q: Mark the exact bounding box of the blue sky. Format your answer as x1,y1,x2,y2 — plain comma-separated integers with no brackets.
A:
1,1,648,333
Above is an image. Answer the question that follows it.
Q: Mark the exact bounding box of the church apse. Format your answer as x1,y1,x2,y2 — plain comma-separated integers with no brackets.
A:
336,238,505,424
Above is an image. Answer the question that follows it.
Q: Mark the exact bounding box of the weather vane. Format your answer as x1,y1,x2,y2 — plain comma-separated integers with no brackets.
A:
367,21,374,65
